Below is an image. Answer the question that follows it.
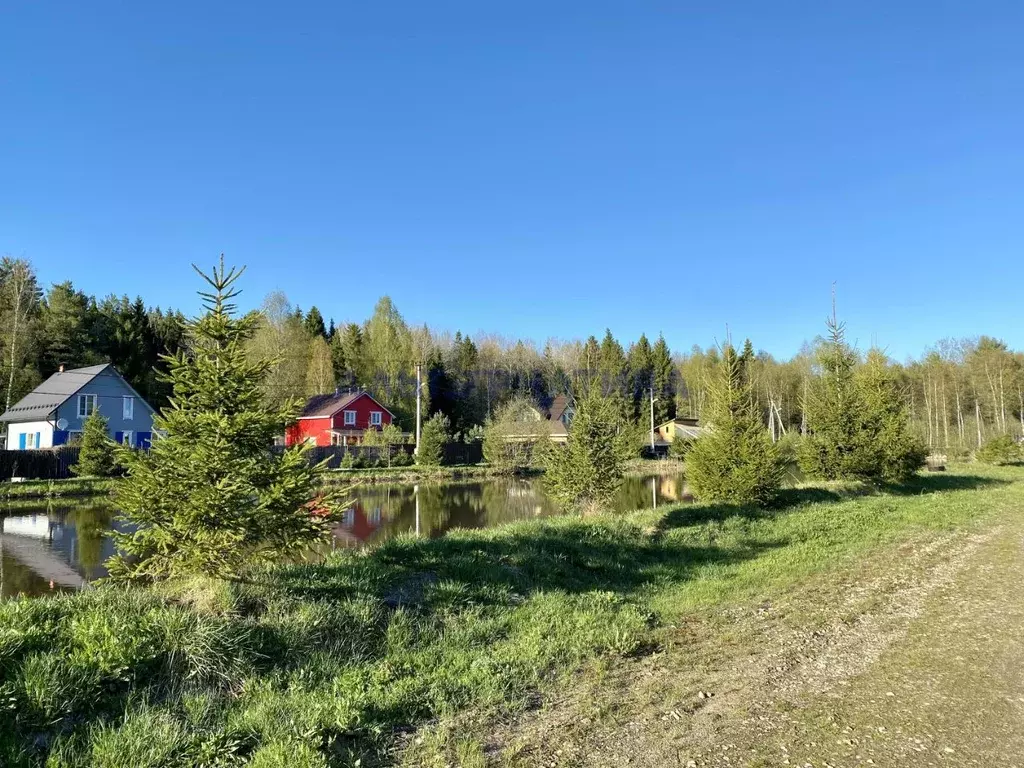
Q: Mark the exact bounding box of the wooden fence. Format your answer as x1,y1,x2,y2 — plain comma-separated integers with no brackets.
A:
0,447,82,481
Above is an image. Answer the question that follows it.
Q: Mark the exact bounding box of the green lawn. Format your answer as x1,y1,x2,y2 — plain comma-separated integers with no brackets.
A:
1,464,1019,768
0,477,119,500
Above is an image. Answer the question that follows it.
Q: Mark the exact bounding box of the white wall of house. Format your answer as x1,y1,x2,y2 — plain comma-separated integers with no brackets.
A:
6,421,55,450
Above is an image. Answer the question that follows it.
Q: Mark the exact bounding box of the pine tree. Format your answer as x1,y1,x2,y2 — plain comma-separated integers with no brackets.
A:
303,306,328,339
331,322,363,388
686,343,783,505
416,412,450,466
542,389,633,511
651,334,676,424
801,318,925,482
856,349,928,481
798,315,873,479
40,281,95,375
72,411,118,477
627,333,654,418
107,259,335,581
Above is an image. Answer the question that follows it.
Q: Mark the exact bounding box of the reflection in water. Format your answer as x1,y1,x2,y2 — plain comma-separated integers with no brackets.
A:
0,504,119,599
330,473,691,547
0,473,693,598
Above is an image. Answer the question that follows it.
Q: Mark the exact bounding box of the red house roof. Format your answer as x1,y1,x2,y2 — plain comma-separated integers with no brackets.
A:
297,391,394,420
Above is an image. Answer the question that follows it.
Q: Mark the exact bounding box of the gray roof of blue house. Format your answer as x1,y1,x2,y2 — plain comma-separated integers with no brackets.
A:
0,364,113,423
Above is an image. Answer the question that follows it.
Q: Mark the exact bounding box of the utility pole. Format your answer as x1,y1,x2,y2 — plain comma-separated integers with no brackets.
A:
649,386,656,453
415,362,422,455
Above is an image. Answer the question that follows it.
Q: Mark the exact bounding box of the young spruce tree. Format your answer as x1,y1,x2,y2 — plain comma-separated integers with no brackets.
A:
686,342,784,505
107,259,335,581
416,412,449,467
72,411,118,477
855,349,927,482
798,314,874,480
542,389,634,511
800,315,925,482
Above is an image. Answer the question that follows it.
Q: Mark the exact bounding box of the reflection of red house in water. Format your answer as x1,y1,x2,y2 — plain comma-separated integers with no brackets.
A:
286,390,394,447
332,502,385,546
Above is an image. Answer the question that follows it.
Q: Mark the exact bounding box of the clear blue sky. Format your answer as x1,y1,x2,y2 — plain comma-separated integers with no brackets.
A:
2,2,1022,360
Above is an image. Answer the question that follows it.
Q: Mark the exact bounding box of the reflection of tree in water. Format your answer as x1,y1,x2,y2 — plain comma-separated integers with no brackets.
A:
64,505,116,577
611,473,690,511
480,480,559,526
333,472,693,550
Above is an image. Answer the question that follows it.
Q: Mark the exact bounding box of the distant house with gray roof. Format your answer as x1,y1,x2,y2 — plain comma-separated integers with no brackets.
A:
0,364,156,450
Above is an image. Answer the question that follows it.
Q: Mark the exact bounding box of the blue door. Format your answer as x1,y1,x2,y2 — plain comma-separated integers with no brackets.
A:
18,433,25,449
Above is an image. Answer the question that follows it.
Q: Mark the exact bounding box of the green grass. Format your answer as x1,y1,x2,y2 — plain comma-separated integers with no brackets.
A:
1,464,1020,767
0,477,118,500
321,457,679,485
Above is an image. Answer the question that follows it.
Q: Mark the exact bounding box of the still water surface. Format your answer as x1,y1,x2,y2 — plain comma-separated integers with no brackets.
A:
0,473,692,598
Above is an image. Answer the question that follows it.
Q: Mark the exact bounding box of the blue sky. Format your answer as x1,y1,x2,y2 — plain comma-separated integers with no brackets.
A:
2,2,1022,360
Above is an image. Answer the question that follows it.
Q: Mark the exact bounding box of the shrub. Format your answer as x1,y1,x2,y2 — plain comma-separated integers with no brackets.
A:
361,423,404,468
686,343,783,505
975,434,1021,465
391,450,413,467
339,450,356,469
72,412,118,478
542,390,634,511
482,397,549,473
416,413,449,467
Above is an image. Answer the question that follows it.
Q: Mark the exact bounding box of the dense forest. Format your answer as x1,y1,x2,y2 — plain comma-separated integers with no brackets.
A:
2,256,1022,455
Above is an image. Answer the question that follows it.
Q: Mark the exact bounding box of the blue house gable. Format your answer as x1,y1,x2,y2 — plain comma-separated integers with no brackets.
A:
1,364,157,450
52,367,156,448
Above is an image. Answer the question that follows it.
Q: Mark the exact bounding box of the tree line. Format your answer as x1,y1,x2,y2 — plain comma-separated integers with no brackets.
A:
3,257,1022,454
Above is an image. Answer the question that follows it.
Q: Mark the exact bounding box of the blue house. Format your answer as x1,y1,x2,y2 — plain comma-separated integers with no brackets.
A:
0,364,156,450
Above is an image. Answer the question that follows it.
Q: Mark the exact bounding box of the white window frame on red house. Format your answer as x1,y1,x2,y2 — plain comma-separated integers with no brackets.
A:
343,410,356,426
370,411,382,426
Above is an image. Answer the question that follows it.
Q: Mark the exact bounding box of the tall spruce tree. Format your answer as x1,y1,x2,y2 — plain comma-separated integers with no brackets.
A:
303,305,328,339
108,259,335,581
686,343,783,505
651,334,676,424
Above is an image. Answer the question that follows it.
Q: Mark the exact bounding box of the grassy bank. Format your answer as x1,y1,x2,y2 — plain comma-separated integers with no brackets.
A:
320,463,540,485
0,477,119,501
1,464,1019,767
322,457,680,485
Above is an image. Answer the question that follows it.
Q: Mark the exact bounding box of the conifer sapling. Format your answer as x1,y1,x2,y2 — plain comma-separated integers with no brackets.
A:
107,258,338,581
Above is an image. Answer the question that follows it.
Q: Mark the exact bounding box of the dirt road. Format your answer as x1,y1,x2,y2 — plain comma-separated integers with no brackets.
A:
495,511,1024,767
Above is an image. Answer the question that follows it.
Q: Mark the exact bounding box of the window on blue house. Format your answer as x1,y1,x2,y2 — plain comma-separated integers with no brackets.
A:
78,394,97,418
123,396,134,420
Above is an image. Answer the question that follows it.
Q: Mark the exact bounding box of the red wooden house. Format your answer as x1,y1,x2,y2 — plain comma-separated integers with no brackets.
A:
285,390,395,447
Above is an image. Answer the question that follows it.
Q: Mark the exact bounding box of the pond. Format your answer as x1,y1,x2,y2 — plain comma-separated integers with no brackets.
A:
0,472,694,599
